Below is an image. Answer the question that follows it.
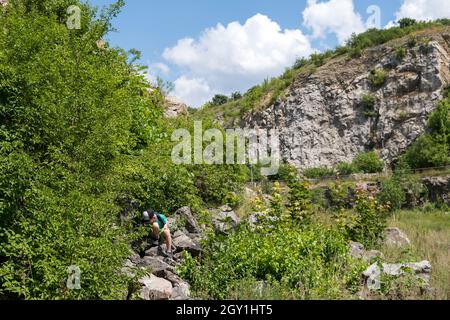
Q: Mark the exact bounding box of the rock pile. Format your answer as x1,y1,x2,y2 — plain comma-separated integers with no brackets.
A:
124,206,203,300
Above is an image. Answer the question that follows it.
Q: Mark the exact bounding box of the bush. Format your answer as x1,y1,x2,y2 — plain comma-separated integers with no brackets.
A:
398,18,417,29
286,178,312,224
369,68,387,88
338,191,388,248
401,134,449,169
211,94,229,106
336,162,358,176
361,94,377,117
178,221,365,299
378,178,406,211
303,167,335,179
395,46,407,60
353,151,384,173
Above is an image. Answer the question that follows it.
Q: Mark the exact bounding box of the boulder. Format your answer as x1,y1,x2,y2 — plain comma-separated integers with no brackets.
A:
173,232,202,257
384,227,411,247
362,260,432,292
212,205,240,234
136,256,175,274
348,242,384,261
382,260,432,282
157,270,191,300
145,246,159,257
362,263,382,291
171,282,191,300
175,207,201,234
349,242,365,259
364,250,384,261
139,275,173,300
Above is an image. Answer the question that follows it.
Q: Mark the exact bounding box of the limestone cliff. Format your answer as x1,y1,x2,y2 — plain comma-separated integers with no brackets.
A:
241,29,450,169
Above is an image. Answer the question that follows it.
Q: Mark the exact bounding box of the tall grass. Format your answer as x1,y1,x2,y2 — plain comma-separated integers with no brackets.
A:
382,209,450,299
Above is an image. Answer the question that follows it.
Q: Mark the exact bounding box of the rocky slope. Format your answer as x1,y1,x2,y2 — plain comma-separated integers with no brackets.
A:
240,28,450,169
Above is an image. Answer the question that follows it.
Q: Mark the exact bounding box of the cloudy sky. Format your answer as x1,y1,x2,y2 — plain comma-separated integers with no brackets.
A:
91,0,450,107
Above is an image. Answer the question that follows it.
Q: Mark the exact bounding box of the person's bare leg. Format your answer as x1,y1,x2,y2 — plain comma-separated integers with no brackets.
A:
152,222,160,240
163,227,172,252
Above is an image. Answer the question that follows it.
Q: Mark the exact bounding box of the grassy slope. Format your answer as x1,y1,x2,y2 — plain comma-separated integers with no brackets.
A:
382,209,450,299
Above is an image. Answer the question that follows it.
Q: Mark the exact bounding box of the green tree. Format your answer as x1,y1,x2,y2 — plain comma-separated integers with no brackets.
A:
398,18,417,28
211,94,229,106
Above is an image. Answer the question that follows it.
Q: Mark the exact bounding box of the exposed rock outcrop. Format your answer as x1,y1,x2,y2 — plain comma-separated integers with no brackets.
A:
422,175,450,205
164,96,188,118
211,205,240,234
241,30,450,170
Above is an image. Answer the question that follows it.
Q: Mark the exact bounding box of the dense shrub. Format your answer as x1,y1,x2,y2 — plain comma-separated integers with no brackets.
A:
398,18,417,29
369,69,387,88
378,178,406,211
353,151,385,173
401,99,450,169
401,134,449,169
178,221,366,300
336,162,358,176
395,46,407,60
286,178,312,224
303,167,335,179
361,94,377,117
0,0,250,299
337,191,388,248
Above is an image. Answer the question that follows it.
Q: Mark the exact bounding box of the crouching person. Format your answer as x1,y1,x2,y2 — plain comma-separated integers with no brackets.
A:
142,209,173,258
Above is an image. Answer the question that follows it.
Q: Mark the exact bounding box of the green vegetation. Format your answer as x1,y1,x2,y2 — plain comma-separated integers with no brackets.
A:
353,151,385,173
395,46,407,60
303,151,385,180
336,162,358,176
369,68,387,88
401,97,450,169
382,210,450,299
303,167,335,179
0,0,249,299
178,178,377,300
1,1,448,301
361,93,377,117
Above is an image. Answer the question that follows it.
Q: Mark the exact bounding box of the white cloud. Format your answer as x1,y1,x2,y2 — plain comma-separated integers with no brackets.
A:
395,0,450,21
172,76,214,108
302,0,366,44
150,62,170,75
163,13,313,107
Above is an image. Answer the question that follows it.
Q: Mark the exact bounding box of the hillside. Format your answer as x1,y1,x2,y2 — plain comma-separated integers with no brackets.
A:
193,25,450,170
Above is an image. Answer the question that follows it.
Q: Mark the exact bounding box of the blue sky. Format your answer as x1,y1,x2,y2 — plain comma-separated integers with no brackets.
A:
88,0,449,107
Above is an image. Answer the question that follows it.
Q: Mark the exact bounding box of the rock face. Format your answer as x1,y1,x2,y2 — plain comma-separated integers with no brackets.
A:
241,30,450,169
164,96,188,118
